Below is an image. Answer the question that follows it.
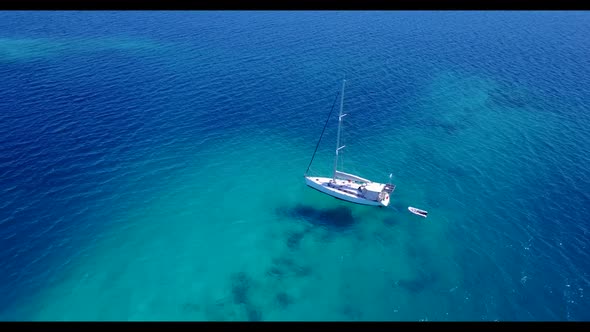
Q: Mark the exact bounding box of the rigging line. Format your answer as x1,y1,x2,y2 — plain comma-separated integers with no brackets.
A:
304,89,341,176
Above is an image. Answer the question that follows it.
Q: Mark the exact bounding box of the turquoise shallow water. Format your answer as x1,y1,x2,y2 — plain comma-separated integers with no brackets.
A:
0,11,589,321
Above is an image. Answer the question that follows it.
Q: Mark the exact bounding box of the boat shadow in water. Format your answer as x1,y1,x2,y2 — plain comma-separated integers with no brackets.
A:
276,204,357,231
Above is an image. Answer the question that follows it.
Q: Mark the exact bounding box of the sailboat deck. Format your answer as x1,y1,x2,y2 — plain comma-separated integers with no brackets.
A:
310,177,363,198
327,180,365,198
305,176,390,207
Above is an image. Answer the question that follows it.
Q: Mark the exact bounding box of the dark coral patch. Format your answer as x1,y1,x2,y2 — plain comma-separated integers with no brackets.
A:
245,305,263,321
286,230,306,250
266,256,313,281
341,304,363,320
181,302,201,313
230,272,252,305
275,291,294,309
395,272,436,294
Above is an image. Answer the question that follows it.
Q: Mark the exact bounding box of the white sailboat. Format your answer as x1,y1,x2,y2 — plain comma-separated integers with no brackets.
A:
304,79,395,207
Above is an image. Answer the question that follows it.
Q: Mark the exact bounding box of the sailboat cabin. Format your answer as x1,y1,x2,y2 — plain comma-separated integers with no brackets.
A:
359,183,386,201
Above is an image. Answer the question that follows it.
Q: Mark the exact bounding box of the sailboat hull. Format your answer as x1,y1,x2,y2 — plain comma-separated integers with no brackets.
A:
304,176,390,207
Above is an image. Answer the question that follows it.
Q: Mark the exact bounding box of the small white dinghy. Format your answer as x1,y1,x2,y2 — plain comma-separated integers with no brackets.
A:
408,207,428,218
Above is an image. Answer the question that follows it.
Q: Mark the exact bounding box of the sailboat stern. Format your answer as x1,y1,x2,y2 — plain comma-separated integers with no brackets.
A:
359,182,391,207
379,185,393,206
379,183,395,207
380,192,390,207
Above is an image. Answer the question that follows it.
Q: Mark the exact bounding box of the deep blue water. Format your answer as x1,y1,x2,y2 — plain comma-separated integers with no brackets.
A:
0,11,589,321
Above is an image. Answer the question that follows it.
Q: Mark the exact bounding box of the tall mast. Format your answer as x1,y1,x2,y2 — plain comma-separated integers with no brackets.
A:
333,79,347,181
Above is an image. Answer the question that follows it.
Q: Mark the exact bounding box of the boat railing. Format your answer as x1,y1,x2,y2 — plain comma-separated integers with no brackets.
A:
384,184,396,193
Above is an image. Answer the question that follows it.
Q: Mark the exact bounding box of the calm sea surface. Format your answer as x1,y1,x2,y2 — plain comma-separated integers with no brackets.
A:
0,11,589,321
